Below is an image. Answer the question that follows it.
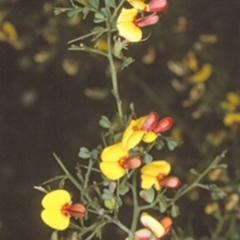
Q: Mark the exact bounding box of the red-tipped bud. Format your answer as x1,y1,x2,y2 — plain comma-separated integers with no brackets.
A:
123,156,142,169
148,0,168,13
109,181,117,193
153,117,174,133
136,14,159,28
160,216,172,235
66,204,86,218
160,176,181,188
142,112,159,130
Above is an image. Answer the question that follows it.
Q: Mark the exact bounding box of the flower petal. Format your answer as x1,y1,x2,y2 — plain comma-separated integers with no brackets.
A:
127,0,147,11
148,0,168,13
67,204,86,218
160,176,181,188
101,143,128,162
141,174,160,190
126,228,157,240
41,209,70,230
125,130,145,150
100,161,125,180
160,216,172,235
140,212,165,238
142,131,158,143
141,161,171,177
122,120,138,147
142,112,158,131
42,189,71,209
124,156,142,169
153,117,173,133
117,8,142,42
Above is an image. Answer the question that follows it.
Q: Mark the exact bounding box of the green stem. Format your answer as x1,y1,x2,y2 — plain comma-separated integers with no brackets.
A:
106,21,123,121
110,0,126,22
172,150,227,203
68,44,108,57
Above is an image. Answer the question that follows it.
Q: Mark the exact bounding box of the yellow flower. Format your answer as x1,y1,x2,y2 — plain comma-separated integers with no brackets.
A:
189,63,213,83
223,113,240,126
41,189,85,230
117,8,159,42
221,92,240,113
127,0,168,13
205,202,219,215
141,161,173,190
126,212,172,240
100,143,141,180
122,112,173,150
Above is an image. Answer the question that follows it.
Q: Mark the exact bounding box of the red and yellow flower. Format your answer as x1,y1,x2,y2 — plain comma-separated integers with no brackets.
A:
100,143,142,180
117,8,159,42
126,212,172,240
122,112,173,150
141,160,180,190
41,189,86,230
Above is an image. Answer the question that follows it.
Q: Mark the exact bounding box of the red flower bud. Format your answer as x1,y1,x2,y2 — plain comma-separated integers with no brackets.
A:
142,112,159,130
160,176,181,188
154,117,173,133
123,156,142,169
136,14,159,28
148,0,168,13
66,204,86,218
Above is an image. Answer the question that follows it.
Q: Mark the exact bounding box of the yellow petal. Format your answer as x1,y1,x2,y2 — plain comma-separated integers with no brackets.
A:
117,8,142,42
124,130,145,150
141,174,160,190
189,63,212,83
41,209,70,230
42,189,71,209
100,162,125,180
135,116,148,129
122,120,137,147
101,143,128,162
224,113,240,126
1,21,18,42
141,161,171,177
127,0,147,10
142,131,158,143
140,212,165,238
227,92,240,106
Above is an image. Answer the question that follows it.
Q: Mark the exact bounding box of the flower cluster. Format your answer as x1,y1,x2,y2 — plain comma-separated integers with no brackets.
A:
117,0,168,42
221,92,240,127
100,112,180,191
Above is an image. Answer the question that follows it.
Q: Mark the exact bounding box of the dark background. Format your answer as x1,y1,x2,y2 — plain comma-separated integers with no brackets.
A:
1,0,240,239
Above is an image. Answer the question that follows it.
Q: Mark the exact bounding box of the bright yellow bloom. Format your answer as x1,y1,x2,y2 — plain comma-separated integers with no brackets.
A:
223,113,240,126
227,92,240,106
117,8,159,42
189,63,213,83
41,189,85,230
100,143,141,180
122,112,173,150
141,161,171,190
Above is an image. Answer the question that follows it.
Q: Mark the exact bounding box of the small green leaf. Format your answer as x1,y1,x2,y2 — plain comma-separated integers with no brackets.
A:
167,138,178,151
54,8,63,15
121,57,134,70
171,204,180,217
155,139,165,150
217,164,228,168
100,7,111,18
139,188,155,203
99,115,112,128
94,12,105,23
91,149,98,159
82,7,89,19
67,9,80,19
101,189,113,200
118,185,129,195
88,0,99,9
104,0,116,8
50,231,58,240
104,198,116,209
158,195,168,212
144,153,153,164
58,178,65,188
190,168,199,176
102,176,110,186
78,147,91,159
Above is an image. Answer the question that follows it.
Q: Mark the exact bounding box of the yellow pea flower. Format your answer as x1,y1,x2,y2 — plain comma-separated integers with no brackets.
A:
189,63,213,83
100,143,142,180
141,161,180,190
117,8,159,42
41,189,85,230
223,113,240,126
126,212,172,240
122,112,173,150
